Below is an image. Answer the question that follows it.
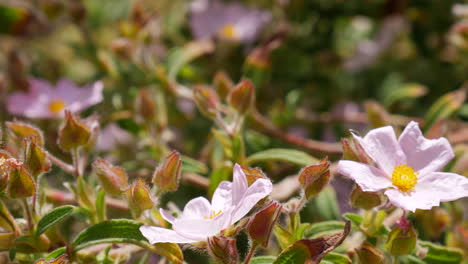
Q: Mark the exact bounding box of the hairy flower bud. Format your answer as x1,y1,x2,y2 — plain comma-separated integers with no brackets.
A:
213,71,234,99
193,85,219,118
24,138,51,179
126,178,154,217
298,158,330,200
385,223,417,256
350,185,384,210
6,121,44,146
152,151,182,193
241,166,268,186
7,160,35,199
58,111,91,151
227,79,255,115
356,242,385,264
135,88,157,122
341,138,372,164
93,158,128,196
34,255,69,264
247,201,282,247
207,235,238,264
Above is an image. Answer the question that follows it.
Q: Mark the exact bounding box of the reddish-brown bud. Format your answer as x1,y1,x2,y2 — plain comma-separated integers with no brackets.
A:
298,158,331,200
247,201,282,247
6,160,35,199
227,79,255,115
0,151,14,192
6,121,44,146
93,158,128,196
213,71,234,99
24,138,51,179
385,223,417,256
341,138,372,164
350,185,384,210
126,178,154,217
207,235,238,264
356,242,385,264
136,88,157,122
193,85,219,118
241,166,268,186
58,111,91,151
34,254,69,264
111,38,134,59
153,151,182,193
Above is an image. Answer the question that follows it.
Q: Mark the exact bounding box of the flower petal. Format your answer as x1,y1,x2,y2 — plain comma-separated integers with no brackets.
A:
139,225,197,244
353,126,406,174
337,160,392,192
172,216,227,241
67,81,104,112
231,164,248,205
211,181,232,212
181,197,212,220
398,121,454,175
385,172,468,212
160,208,176,224
231,178,272,224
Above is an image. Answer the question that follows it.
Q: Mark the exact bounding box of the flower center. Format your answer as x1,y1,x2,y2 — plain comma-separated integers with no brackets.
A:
204,210,222,220
48,100,66,114
219,24,238,40
391,164,418,192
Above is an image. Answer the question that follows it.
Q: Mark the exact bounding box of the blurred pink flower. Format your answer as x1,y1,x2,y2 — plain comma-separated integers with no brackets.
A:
96,124,133,151
338,121,468,212
190,0,271,43
7,78,103,119
140,164,272,243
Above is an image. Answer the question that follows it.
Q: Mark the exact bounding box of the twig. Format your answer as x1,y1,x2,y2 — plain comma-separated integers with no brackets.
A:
47,153,74,174
45,188,129,211
251,108,343,154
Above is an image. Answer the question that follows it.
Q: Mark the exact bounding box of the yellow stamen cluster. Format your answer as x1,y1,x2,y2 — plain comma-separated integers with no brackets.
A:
204,210,222,220
48,100,66,114
391,164,418,192
219,24,238,40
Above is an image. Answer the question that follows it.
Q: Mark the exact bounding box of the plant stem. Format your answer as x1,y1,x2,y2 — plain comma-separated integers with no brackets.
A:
71,148,81,178
22,199,34,232
244,243,258,264
47,152,74,174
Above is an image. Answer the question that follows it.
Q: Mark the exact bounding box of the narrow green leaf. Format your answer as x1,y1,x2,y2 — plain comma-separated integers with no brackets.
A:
419,241,464,264
423,88,466,133
343,213,389,236
305,221,346,239
36,205,77,236
246,148,318,167
181,155,208,174
44,247,66,261
250,256,276,264
321,253,351,264
167,40,214,79
309,187,340,221
96,189,107,222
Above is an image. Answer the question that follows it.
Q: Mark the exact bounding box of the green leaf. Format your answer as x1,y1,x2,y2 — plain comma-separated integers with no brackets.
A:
208,165,231,198
400,255,427,264
96,189,107,222
250,256,276,264
305,221,346,239
181,155,208,174
71,219,183,263
246,148,318,167
167,40,214,80
36,205,78,236
44,247,66,261
343,213,389,236
309,187,340,221
419,241,464,264
423,88,466,133
321,253,352,264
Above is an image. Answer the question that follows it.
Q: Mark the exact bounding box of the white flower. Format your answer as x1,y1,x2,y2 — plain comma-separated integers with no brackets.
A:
140,164,273,243
338,121,468,212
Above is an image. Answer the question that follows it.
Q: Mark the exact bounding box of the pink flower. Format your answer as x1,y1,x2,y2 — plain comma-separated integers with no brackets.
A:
140,164,273,243
7,78,103,119
338,121,468,212
96,124,133,151
190,0,271,43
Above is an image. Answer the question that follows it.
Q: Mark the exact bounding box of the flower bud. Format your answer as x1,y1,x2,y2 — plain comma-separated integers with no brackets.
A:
364,100,390,128
6,121,44,146
0,151,15,192
350,185,384,210
241,166,267,186
298,158,330,200
24,138,51,179
247,201,282,248
356,242,385,264
126,178,154,217
415,208,451,239
58,111,91,151
7,160,35,199
227,79,255,115
93,158,128,196
34,254,69,264
362,210,386,237
385,223,417,256
213,71,234,99
135,88,156,122
207,235,238,264
152,151,181,193
341,138,372,164
111,38,134,59
193,85,219,118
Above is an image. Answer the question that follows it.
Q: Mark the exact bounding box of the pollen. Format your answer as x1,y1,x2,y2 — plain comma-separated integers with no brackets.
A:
219,24,238,40
204,210,222,220
392,164,418,192
48,99,66,114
